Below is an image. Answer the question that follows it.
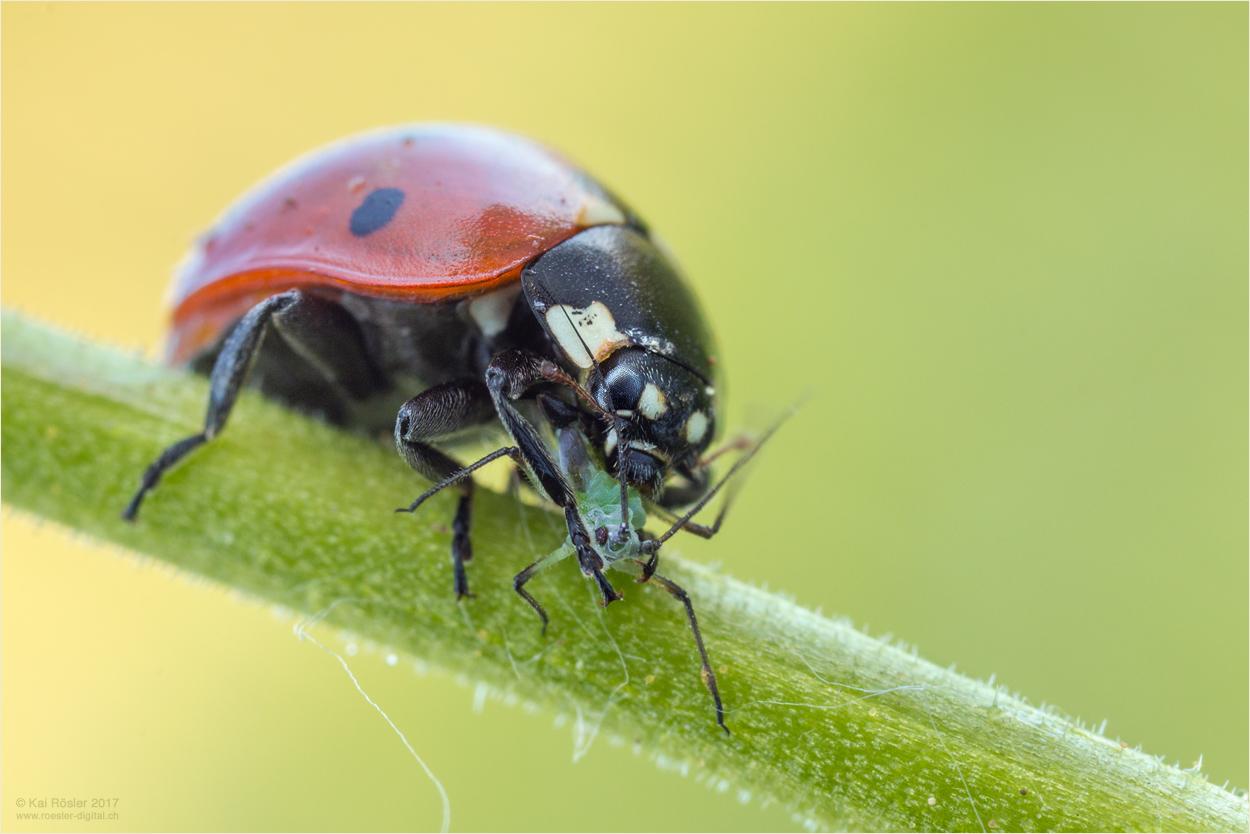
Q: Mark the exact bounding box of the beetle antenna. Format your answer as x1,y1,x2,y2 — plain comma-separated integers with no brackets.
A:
641,404,797,552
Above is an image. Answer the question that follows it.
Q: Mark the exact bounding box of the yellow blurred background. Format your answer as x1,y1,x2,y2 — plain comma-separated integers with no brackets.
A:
3,4,1245,831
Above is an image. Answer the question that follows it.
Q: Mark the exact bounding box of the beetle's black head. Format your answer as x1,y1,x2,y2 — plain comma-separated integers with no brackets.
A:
522,223,720,506
592,347,715,500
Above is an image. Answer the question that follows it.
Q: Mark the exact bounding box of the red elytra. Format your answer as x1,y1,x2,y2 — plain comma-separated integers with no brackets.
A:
169,125,626,364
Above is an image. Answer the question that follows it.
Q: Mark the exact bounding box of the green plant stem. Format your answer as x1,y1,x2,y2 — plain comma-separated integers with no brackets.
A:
2,310,1246,833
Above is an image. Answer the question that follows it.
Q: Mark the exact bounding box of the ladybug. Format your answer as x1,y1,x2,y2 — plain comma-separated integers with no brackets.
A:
123,124,756,732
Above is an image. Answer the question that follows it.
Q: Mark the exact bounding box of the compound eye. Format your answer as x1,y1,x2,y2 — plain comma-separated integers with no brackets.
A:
604,365,645,411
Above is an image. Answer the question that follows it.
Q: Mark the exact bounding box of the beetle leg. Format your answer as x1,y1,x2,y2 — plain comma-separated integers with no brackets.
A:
648,438,753,534
535,366,635,548
485,351,622,608
123,289,383,521
268,292,388,401
394,380,498,600
484,351,575,507
536,393,597,436
121,434,210,521
647,571,729,735
697,434,754,468
562,506,622,607
535,362,611,421
397,446,521,515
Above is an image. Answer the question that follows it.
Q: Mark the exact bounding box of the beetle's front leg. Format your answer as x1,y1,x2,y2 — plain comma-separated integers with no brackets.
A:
394,380,496,600
485,350,621,609
482,351,574,507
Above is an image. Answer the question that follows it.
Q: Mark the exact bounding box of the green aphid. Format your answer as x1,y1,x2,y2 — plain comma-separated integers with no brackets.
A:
536,425,650,575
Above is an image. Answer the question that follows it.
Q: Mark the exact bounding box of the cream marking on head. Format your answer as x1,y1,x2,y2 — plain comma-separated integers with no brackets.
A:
604,428,619,456
545,302,632,369
638,383,668,419
466,284,522,337
686,411,709,444
577,197,627,228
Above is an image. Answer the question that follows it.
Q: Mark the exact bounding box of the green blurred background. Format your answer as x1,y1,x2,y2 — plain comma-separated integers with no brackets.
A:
2,4,1245,831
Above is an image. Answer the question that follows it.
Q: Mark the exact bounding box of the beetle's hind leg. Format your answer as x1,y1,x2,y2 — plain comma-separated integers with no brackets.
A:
123,290,385,521
393,381,498,600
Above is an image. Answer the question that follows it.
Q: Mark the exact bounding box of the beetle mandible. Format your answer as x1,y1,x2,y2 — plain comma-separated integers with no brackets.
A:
123,124,762,732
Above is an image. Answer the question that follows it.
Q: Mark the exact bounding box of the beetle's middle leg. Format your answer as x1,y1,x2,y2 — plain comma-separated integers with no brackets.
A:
394,380,498,599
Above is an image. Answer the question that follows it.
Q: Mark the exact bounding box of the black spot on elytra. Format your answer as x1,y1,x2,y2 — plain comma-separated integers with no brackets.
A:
350,188,405,236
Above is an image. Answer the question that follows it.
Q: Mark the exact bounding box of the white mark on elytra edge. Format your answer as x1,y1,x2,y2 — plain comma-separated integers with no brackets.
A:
577,196,627,228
